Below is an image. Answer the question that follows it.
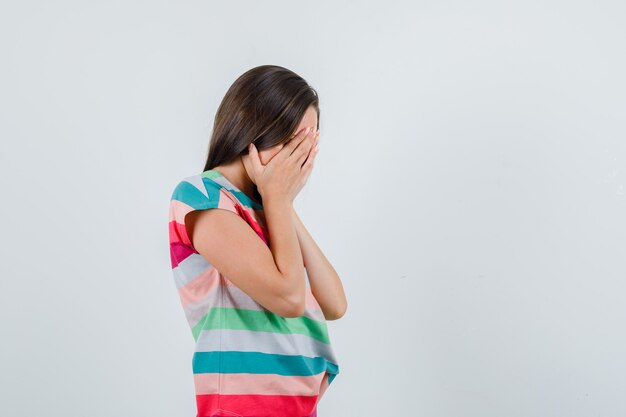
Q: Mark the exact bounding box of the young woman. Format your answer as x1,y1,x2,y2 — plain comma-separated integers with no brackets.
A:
168,65,347,417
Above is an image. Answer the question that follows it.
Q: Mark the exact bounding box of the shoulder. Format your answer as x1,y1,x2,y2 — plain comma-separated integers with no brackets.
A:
170,172,239,213
169,172,242,249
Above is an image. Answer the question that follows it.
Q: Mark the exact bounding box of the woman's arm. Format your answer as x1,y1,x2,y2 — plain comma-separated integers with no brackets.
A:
189,196,307,319
291,207,347,320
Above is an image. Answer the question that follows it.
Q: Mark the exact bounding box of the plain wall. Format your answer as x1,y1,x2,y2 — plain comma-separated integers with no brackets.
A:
1,1,625,416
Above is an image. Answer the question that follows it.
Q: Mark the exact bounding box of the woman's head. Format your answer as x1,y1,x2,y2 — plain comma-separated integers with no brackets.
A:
203,65,320,173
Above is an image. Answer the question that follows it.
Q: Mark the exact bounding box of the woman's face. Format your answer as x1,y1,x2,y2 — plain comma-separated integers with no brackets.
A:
257,105,319,166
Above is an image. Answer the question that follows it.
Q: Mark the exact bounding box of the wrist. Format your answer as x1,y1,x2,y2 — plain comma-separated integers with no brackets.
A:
264,194,293,211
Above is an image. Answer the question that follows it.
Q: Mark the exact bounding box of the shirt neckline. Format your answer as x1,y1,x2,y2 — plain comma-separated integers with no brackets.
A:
202,169,263,209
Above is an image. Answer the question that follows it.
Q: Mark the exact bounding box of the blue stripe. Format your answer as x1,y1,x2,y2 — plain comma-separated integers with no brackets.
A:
171,181,213,209
192,350,339,377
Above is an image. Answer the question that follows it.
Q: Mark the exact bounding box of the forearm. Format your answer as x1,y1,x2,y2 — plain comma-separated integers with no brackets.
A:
291,207,347,320
264,196,306,306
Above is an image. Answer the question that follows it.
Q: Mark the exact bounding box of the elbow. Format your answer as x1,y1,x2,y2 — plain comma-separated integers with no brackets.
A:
282,303,305,318
262,296,304,318
271,271,307,318
281,295,306,318
324,301,348,321
277,286,306,318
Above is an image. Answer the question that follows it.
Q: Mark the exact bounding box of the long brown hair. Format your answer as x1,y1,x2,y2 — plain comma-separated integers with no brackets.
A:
203,65,320,203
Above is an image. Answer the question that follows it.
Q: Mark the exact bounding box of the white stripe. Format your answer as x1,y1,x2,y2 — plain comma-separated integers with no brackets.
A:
195,328,340,365
173,252,212,288
183,175,208,198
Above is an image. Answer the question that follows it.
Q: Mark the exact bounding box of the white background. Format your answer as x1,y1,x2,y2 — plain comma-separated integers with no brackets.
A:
1,1,625,416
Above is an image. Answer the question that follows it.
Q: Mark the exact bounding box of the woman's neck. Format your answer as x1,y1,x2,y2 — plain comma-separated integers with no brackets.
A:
213,158,256,201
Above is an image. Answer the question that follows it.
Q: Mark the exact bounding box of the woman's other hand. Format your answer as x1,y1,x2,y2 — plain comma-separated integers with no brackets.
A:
248,126,319,203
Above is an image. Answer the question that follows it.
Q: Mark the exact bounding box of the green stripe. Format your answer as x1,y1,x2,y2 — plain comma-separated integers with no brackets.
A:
191,307,330,344
201,170,223,180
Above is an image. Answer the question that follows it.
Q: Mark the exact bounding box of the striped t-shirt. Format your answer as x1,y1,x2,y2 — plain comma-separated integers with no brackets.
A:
168,169,340,417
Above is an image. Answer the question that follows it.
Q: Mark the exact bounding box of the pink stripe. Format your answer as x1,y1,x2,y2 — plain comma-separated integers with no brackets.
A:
178,268,221,305
194,370,327,396
169,220,189,247
317,371,330,402
169,241,194,269
169,199,194,223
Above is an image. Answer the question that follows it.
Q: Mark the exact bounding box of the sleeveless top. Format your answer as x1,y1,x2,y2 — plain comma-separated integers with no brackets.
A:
168,169,340,417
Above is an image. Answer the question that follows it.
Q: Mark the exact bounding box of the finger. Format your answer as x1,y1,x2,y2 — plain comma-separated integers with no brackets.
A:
283,126,314,157
303,131,319,163
299,142,318,181
247,143,264,174
300,134,320,170
294,128,318,166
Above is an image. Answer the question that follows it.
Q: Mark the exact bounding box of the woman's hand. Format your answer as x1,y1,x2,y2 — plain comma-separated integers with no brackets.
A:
248,126,320,203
